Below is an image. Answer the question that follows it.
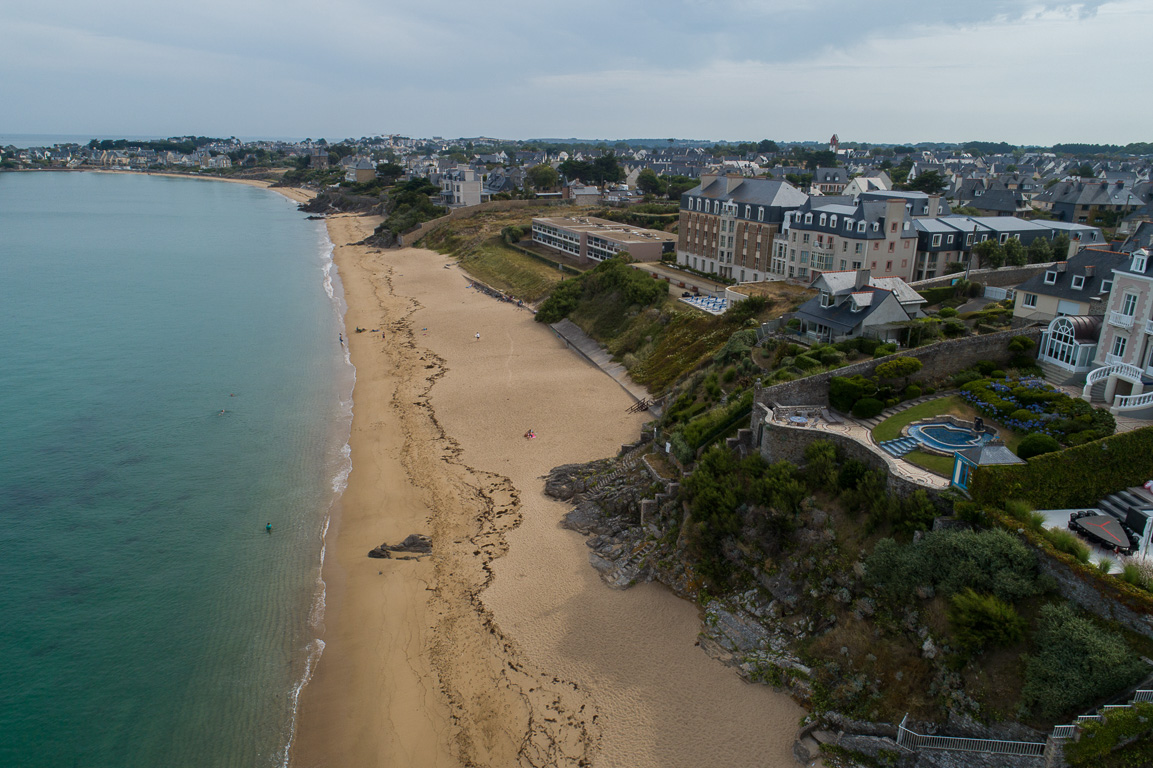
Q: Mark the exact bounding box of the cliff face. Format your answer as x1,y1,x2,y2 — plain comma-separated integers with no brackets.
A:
542,448,1061,767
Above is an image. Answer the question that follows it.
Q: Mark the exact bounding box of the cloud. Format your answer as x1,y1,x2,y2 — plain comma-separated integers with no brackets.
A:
1,0,1148,142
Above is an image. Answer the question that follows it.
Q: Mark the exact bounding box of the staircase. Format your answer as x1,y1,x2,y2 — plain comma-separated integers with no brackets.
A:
880,437,919,457
1036,359,1085,388
1097,486,1153,524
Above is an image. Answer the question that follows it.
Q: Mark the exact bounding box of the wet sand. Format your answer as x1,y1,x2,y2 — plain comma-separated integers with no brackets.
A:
291,213,804,767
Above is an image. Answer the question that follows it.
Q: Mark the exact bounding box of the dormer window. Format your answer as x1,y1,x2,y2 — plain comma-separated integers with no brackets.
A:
820,291,833,308
845,220,852,230
903,221,910,231
1101,280,1113,294
947,235,954,244
1071,275,1085,290
744,205,750,218
757,207,764,222
871,222,880,232
830,215,837,227
1044,271,1057,285
1133,250,1149,273
804,213,813,224
932,234,942,247
819,213,827,226
999,233,1009,244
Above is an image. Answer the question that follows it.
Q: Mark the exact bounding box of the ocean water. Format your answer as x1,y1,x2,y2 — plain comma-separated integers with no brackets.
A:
0,172,353,767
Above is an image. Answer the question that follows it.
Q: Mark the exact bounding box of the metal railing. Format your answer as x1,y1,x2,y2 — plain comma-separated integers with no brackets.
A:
896,715,1046,757
1133,690,1153,703
1051,725,1076,739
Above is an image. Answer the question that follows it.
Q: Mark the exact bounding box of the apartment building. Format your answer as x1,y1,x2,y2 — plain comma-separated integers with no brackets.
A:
531,216,675,264
676,174,808,282
770,197,919,282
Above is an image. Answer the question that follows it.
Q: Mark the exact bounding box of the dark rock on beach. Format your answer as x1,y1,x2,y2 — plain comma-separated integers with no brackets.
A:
368,533,432,559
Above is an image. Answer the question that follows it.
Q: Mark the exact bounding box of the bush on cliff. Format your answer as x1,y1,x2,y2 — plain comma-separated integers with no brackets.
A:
1017,433,1060,460
852,398,885,419
1021,603,1146,720
948,589,1026,654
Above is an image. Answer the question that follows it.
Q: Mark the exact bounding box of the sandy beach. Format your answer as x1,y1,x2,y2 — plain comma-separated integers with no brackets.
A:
290,212,804,767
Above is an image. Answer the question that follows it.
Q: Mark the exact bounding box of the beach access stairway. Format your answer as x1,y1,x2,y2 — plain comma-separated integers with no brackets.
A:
879,437,919,458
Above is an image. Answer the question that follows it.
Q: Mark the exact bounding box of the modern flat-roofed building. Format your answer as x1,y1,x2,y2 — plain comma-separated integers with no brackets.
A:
531,216,676,264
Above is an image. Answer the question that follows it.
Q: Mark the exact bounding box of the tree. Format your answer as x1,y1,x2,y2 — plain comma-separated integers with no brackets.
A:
875,356,923,385
1027,236,1053,264
948,589,1026,654
972,239,1005,269
1003,237,1027,267
665,175,699,199
1051,232,1071,260
757,139,779,153
526,163,559,190
904,170,947,194
375,162,404,182
636,168,666,197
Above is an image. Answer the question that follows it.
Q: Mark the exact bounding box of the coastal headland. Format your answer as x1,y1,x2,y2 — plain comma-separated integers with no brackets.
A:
287,208,803,767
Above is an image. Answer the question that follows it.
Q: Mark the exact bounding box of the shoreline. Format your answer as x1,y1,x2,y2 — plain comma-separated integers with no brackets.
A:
290,213,804,766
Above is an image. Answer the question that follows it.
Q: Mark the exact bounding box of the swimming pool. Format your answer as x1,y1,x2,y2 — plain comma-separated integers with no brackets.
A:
907,422,995,454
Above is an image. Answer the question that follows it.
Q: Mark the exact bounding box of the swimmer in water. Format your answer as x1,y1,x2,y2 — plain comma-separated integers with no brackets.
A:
266,523,272,534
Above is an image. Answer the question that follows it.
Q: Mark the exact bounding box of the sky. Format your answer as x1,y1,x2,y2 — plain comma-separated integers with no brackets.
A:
3,0,1151,146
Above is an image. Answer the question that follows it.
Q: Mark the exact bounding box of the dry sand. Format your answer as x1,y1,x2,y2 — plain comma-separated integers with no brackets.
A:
290,211,805,767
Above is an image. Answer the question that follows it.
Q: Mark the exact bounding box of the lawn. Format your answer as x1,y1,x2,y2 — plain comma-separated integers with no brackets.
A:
455,237,566,302
872,394,1025,462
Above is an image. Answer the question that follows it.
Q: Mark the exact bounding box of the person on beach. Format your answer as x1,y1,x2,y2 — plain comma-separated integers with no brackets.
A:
475,332,481,341
339,333,344,346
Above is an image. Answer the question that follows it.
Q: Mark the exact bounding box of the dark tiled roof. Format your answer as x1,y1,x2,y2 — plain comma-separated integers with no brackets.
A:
794,286,899,332
1015,249,1130,301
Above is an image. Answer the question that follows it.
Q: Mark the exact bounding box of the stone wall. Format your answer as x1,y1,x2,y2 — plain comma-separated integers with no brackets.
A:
753,411,948,506
909,262,1058,291
1038,555,1153,642
753,327,1043,409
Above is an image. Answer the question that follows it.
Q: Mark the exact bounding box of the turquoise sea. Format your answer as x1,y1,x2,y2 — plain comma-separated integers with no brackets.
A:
0,172,352,767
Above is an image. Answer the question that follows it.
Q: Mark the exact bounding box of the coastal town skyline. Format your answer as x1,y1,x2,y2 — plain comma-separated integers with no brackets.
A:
4,0,1153,144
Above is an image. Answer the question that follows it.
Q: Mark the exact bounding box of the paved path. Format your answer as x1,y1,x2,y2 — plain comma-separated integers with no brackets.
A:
773,395,952,489
549,318,653,406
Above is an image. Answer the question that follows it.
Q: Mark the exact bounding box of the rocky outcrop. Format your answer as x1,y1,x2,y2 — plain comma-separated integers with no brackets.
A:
368,533,432,559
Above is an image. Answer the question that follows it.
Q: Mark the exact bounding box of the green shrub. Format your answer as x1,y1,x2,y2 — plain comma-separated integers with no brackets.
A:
1046,527,1091,563
938,306,958,318
1064,702,1153,766
1004,499,1034,522
873,342,898,358
948,589,1026,654
974,360,998,375
1121,562,1153,592
793,354,820,371
952,370,983,387
829,376,865,412
1021,603,1147,720
852,398,885,419
875,356,924,381
1009,408,1034,422
1017,433,1061,460
1008,335,1037,353
942,320,968,338
904,385,922,399
866,528,1041,604
990,369,1007,379
722,366,737,383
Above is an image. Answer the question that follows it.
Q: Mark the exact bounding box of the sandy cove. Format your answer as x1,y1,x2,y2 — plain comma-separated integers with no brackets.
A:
289,212,804,768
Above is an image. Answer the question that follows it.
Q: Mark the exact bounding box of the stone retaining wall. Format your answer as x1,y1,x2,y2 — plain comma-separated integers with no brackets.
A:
910,262,1059,291
753,410,948,506
1038,555,1153,641
753,327,1043,409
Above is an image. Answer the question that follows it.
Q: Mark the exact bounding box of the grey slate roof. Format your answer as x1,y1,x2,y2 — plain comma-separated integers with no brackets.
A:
1015,249,1129,301
957,443,1025,466
794,286,901,332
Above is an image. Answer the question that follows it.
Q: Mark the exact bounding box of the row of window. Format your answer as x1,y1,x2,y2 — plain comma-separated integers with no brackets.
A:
687,197,768,222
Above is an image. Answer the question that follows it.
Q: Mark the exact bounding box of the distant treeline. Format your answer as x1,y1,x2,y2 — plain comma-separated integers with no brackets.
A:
1051,142,1153,156
86,137,228,154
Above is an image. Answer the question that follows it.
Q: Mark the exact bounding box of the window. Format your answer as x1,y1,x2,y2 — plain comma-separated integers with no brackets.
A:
1112,334,1127,359
854,243,863,254
903,221,910,231
804,213,813,224
857,221,866,233
1122,293,1138,316
1071,275,1085,290
885,260,892,272
932,234,942,247
845,220,853,230
872,222,880,232
744,205,750,218
891,222,898,233
1044,271,1057,284
1101,280,1112,294
1023,293,1037,307
803,233,810,244
966,233,974,246
888,242,895,253
842,241,848,252
819,213,827,226
1134,252,1148,273
904,241,910,249
820,291,834,308
999,233,1009,244
758,207,764,222
840,260,847,270
830,215,838,227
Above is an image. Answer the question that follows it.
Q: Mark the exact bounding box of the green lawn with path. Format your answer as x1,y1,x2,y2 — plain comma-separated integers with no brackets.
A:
871,394,1024,477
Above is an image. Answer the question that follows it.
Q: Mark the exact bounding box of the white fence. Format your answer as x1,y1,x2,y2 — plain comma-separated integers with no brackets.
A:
896,715,1046,757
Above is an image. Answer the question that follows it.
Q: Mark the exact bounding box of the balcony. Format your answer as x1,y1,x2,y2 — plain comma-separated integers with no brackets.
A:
1106,354,1129,366
1108,311,1135,329
1146,319,1153,336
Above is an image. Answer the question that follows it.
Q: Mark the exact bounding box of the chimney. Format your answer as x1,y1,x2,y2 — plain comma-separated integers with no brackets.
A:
725,174,744,194
854,268,871,290
700,171,720,191
928,194,941,217
1084,265,1095,277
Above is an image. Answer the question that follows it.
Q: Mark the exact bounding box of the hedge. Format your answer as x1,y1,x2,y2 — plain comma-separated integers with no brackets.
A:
971,426,1153,509
918,285,957,305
